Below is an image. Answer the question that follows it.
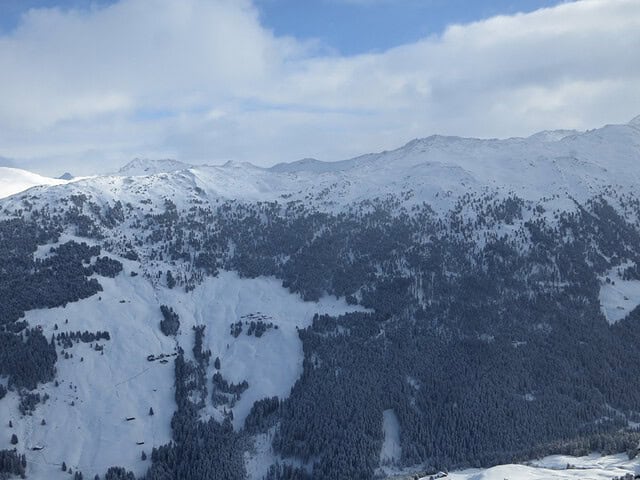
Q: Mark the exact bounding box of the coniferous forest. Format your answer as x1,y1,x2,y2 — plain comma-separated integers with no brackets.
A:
3,188,640,479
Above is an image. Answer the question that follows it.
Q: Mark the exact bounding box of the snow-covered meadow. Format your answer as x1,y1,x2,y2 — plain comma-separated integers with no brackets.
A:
0,261,362,479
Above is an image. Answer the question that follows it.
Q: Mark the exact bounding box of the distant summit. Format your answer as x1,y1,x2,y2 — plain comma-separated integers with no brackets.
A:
58,172,74,180
269,158,325,173
527,130,580,142
117,158,192,176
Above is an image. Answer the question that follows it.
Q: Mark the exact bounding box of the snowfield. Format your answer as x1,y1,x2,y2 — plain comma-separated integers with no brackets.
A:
379,453,640,480
599,264,640,324
0,167,66,199
0,258,362,479
436,453,639,480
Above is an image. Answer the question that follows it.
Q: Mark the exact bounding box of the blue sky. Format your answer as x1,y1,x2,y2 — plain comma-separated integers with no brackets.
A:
0,0,638,176
0,0,110,29
255,0,568,55
2,0,568,54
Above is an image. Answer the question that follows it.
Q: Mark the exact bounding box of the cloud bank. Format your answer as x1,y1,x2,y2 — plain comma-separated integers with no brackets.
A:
0,0,639,175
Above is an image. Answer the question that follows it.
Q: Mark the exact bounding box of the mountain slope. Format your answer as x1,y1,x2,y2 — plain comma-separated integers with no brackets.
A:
0,167,66,199
1,117,640,480
0,266,359,479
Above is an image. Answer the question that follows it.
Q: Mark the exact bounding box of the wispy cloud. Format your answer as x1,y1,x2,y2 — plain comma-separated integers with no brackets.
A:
0,0,638,175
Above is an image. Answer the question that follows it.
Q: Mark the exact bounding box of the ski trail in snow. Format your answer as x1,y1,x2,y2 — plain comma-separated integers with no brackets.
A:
114,367,152,387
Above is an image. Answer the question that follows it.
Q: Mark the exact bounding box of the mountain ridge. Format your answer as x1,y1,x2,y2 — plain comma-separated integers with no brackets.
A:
29,116,638,213
116,158,193,176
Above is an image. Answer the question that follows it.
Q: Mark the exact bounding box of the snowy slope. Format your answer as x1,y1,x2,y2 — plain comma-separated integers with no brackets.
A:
0,167,66,199
432,453,639,480
380,410,402,465
599,263,640,324
379,453,640,480
0,242,362,479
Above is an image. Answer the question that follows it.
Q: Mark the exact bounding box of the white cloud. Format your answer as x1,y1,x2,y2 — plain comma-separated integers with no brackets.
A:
0,0,639,175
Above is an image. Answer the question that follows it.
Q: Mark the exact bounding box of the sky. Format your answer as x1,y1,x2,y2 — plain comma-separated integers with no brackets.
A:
0,0,639,176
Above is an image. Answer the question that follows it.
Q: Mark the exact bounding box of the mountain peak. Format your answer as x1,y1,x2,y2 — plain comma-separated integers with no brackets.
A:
629,114,640,128
528,129,580,142
117,158,192,176
221,160,261,169
268,158,327,173
401,135,464,150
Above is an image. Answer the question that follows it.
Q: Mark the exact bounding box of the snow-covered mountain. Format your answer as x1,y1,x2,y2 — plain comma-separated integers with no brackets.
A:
2,117,640,480
12,116,636,215
116,158,193,176
0,167,67,199
2,116,640,210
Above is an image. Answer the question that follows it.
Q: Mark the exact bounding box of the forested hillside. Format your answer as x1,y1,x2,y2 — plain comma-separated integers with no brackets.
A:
1,120,640,479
